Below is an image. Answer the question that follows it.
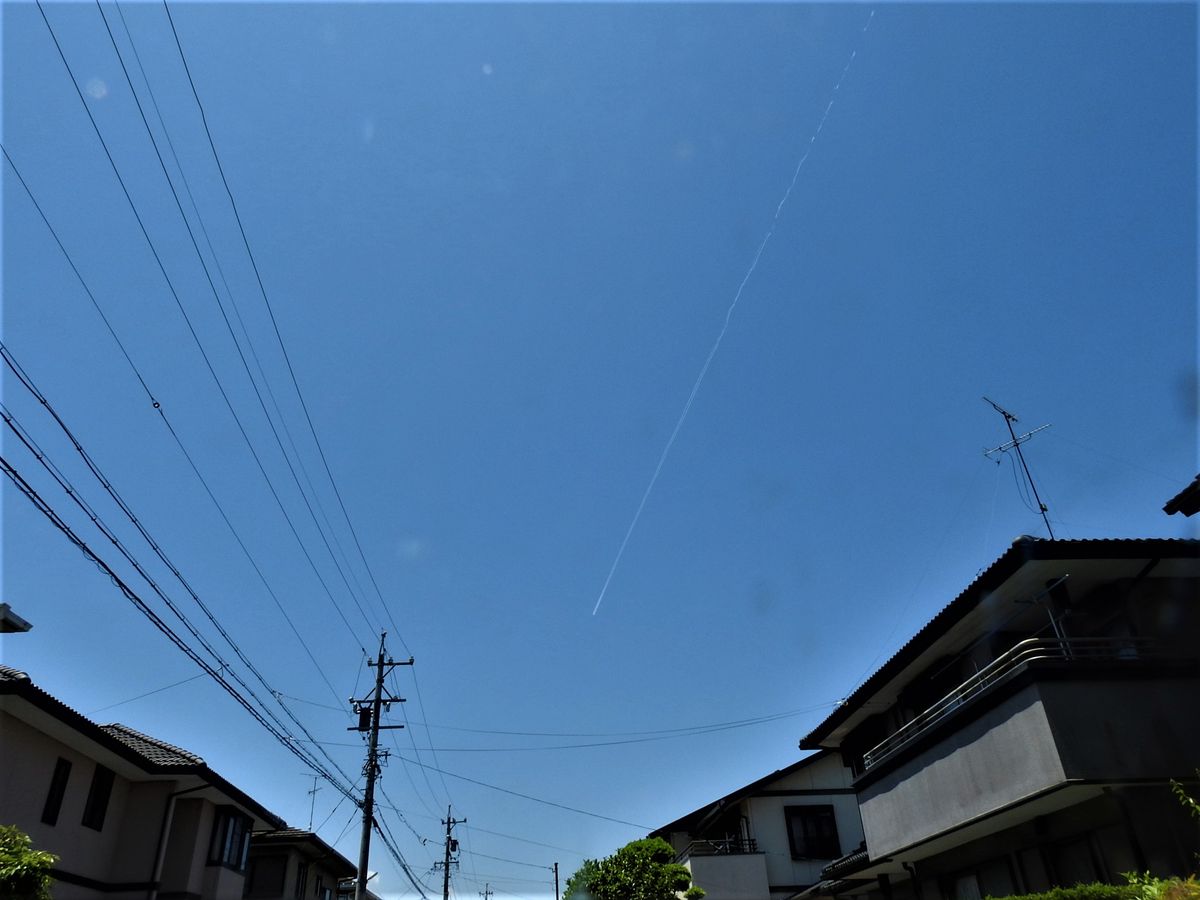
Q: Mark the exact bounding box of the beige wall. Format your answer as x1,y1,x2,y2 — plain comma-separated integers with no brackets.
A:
687,852,771,900
0,707,254,900
0,710,164,893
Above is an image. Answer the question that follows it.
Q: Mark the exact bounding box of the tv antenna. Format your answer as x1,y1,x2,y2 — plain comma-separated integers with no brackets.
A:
304,774,321,830
982,397,1055,539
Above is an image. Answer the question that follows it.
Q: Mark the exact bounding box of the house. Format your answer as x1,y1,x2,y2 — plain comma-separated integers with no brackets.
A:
798,537,1200,900
0,663,285,900
651,751,866,900
244,828,355,900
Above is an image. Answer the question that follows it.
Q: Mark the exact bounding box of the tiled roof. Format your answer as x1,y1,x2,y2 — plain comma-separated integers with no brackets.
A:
0,664,283,828
800,536,1200,749
820,846,870,880
100,723,205,767
1165,475,1200,517
254,827,315,840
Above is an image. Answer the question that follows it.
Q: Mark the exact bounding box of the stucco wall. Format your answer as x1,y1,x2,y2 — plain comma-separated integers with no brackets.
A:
687,852,771,900
1040,675,1200,779
857,684,1065,857
0,711,163,889
744,752,863,888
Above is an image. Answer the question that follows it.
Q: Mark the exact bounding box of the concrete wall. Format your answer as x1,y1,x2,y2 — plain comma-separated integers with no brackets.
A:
858,684,1065,858
1040,675,1200,780
687,852,771,900
857,671,1200,861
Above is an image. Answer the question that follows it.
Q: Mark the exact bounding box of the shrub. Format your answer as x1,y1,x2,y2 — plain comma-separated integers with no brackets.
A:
984,883,1135,900
0,825,57,900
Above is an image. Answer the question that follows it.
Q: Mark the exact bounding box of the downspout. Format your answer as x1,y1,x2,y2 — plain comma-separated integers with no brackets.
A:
901,862,922,900
148,783,209,900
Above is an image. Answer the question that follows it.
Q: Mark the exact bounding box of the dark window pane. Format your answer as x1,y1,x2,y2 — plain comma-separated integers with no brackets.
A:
81,765,114,831
209,807,254,872
784,805,841,860
42,757,72,826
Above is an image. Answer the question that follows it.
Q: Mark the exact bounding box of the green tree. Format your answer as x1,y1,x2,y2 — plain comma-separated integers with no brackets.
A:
564,838,704,900
0,825,57,900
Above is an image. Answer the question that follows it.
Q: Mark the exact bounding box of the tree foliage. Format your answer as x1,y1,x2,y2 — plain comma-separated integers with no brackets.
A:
564,838,704,900
0,825,57,900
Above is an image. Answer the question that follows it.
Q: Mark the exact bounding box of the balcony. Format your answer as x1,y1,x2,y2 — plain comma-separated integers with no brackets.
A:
676,838,758,862
862,636,1171,771
853,635,1199,858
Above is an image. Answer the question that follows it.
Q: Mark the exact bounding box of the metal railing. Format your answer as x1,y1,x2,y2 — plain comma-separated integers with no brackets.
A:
677,838,758,860
862,636,1164,770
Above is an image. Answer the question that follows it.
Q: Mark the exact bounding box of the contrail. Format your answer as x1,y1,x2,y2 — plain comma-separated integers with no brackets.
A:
592,10,876,616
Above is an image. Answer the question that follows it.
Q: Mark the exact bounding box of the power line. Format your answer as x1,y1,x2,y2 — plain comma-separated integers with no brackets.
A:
33,0,371,650
160,0,400,644
88,672,206,714
0,332,339,704
89,0,381,641
466,851,552,871
0,449,354,800
0,143,343,697
461,826,584,858
393,755,652,830
0,393,358,802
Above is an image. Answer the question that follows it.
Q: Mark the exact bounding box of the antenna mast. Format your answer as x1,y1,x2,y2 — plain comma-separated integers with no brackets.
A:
982,397,1055,539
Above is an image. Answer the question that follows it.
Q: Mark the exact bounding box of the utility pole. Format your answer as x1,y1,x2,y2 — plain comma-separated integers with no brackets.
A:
438,806,465,900
480,885,493,900
983,397,1055,539
350,633,414,900
554,862,559,900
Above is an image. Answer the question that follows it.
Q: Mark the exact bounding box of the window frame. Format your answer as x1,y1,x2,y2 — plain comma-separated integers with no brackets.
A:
783,804,841,861
209,806,254,872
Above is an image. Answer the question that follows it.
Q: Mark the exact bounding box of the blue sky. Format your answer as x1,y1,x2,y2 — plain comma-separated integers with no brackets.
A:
2,2,1196,898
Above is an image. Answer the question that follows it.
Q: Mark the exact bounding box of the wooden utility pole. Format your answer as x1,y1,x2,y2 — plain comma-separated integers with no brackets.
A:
441,806,465,900
350,633,413,900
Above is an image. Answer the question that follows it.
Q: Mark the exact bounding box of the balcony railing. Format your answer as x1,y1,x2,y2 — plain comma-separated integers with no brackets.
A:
862,636,1168,771
677,838,758,861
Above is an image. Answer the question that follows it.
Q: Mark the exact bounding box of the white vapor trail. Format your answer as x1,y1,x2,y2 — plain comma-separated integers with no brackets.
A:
592,9,876,616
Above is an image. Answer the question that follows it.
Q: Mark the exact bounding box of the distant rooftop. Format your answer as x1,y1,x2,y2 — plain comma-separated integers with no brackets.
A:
0,603,32,633
1164,475,1200,517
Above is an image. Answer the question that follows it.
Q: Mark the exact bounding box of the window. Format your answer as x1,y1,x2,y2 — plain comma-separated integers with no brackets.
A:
784,805,841,860
81,764,115,831
41,758,72,826
295,861,309,900
209,807,253,872
244,855,287,897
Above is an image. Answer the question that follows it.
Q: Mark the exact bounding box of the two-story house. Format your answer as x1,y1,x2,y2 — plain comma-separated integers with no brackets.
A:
652,751,866,900
244,828,355,900
0,663,286,900
798,537,1200,900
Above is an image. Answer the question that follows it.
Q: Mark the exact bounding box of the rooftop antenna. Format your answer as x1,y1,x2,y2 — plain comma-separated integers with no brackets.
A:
983,397,1055,539
305,773,321,830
